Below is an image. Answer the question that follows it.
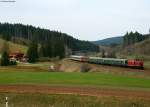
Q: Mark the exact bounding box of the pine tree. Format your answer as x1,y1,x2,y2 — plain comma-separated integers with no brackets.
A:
1,51,10,66
0,42,10,66
123,32,128,46
53,39,65,59
39,44,45,57
101,49,106,58
123,31,144,46
27,42,38,63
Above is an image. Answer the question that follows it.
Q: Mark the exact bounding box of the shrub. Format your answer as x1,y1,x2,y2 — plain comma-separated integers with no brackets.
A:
80,64,91,72
38,57,51,62
9,60,17,65
1,51,9,66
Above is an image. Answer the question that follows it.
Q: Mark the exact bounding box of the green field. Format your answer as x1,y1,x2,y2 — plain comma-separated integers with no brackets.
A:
0,71,150,90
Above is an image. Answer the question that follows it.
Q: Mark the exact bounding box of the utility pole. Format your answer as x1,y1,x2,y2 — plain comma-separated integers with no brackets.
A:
5,97,8,107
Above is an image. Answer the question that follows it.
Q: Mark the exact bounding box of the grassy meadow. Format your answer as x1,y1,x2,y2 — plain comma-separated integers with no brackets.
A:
0,71,150,90
0,93,150,107
0,39,28,53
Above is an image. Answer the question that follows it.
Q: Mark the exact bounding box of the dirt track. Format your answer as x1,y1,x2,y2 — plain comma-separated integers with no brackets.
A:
0,85,150,99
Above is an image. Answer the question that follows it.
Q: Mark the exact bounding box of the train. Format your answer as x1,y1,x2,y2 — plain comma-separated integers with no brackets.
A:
70,55,144,69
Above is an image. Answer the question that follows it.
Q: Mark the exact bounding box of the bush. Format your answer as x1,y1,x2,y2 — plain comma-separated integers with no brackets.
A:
80,64,91,73
38,57,51,62
9,60,17,65
107,51,117,58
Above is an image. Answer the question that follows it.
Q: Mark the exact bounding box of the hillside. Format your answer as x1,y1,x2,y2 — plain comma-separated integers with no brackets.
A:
121,39,150,55
119,39,150,60
0,38,28,54
93,36,123,46
0,23,99,56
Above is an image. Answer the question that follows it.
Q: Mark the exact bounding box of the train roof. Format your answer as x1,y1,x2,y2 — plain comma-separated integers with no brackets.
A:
89,57,127,61
70,55,87,58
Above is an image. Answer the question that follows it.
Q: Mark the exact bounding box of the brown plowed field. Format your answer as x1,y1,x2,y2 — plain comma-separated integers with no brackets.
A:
0,85,150,99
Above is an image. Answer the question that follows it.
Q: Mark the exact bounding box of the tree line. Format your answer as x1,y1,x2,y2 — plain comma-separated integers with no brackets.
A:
0,23,99,60
123,31,150,46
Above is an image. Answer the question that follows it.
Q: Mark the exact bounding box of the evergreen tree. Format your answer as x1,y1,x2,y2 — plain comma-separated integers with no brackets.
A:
39,43,46,57
27,42,38,63
123,32,128,46
1,51,9,66
123,31,145,47
46,43,52,57
54,39,65,58
0,42,10,66
101,49,106,58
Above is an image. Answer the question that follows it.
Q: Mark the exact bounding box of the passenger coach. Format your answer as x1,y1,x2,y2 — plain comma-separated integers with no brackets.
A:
70,55,88,62
88,57,128,67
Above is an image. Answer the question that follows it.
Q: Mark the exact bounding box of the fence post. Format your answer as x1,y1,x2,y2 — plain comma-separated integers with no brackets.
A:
5,97,8,107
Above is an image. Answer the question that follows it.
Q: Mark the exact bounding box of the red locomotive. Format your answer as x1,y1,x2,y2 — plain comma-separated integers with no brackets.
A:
128,59,144,69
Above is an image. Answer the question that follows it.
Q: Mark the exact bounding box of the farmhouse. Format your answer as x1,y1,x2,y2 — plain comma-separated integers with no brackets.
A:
9,52,28,62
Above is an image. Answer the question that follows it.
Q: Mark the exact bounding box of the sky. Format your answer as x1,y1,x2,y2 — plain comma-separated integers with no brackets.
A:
0,0,150,41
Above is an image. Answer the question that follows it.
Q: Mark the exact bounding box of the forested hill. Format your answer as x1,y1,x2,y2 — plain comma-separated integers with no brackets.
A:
123,31,150,46
0,23,99,58
93,36,123,46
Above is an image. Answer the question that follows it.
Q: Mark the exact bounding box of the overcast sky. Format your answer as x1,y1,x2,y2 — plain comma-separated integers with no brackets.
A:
0,0,150,41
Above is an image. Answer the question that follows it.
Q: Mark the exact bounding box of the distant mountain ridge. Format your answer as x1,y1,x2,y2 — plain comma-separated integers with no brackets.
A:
93,36,123,46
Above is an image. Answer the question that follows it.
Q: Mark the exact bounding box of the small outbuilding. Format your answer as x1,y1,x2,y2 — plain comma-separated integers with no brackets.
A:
9,52,28,62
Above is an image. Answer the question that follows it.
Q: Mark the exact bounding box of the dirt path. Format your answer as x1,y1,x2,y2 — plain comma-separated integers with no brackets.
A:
0,85,150,99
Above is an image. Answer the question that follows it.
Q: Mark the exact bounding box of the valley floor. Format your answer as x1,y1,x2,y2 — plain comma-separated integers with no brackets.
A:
0,59,150,106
